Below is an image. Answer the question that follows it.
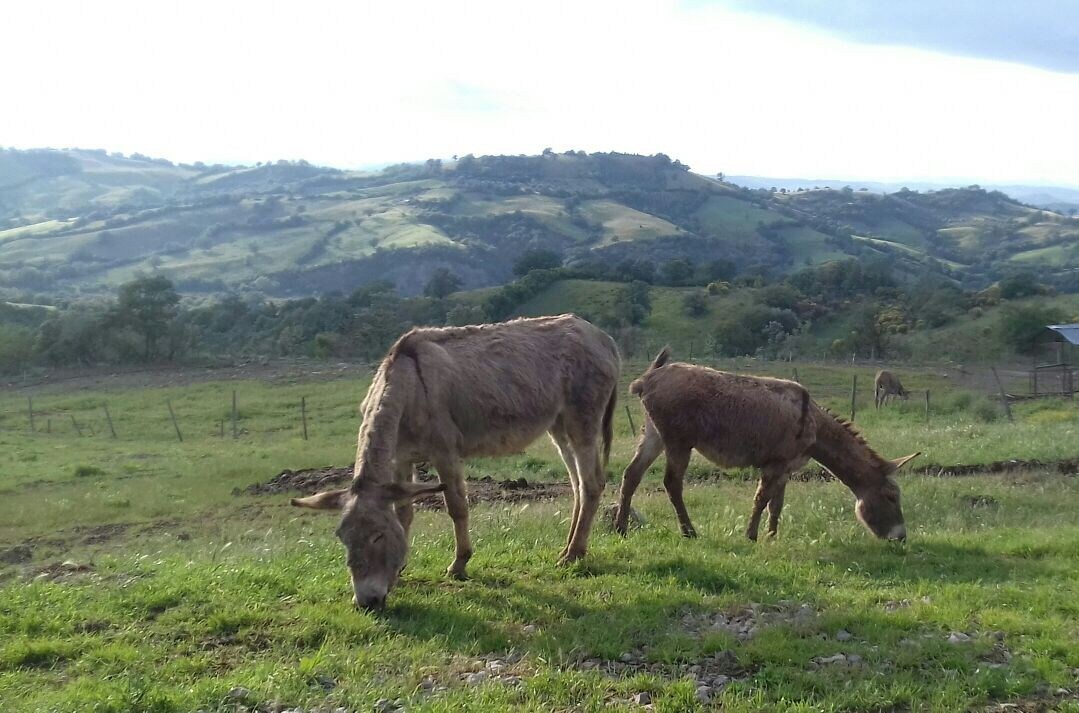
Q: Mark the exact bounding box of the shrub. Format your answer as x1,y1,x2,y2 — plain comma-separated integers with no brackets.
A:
73,465,105,478
972,399,1001,423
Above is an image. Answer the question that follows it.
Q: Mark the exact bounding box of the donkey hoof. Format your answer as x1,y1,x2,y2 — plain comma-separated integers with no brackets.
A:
447,564,469,581
745,530,759,542
682,528,699,539
557,551,584,566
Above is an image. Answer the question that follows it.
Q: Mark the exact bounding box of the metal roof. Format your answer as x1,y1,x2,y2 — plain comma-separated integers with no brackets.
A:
1046,324,1079,345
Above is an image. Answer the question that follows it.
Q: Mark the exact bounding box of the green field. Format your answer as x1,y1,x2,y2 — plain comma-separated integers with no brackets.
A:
1,363,1078,712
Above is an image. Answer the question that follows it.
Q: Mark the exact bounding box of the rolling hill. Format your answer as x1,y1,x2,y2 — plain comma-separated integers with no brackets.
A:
2,148,1077,299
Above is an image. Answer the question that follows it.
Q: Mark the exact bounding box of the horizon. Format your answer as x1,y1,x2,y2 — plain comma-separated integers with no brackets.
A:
2,1,1077,187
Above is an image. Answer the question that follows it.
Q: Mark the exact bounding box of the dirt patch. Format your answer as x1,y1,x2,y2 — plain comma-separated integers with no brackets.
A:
30,560,95,582
961,495,1000,509
240,466,569,508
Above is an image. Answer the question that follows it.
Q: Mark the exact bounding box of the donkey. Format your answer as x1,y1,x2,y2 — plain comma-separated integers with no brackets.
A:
291,314,620,609
874,370,909,409
614,349,918,542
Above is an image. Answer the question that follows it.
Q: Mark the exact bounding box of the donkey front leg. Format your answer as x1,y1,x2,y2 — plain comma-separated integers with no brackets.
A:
434,457,473,580
549,424,582,559
393,460,417,537
614,416,664,536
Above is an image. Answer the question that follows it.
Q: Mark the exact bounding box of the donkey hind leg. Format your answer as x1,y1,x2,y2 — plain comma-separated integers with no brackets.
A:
746,465,789,542
662,446,696,538
559,439,605,565
766,476,790,538
394,460,416,538
614,416,664,536
549,423,581,559
433,456,472,580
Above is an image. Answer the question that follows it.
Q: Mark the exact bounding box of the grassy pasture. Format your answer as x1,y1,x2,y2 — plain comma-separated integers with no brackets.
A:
1,364,1078,712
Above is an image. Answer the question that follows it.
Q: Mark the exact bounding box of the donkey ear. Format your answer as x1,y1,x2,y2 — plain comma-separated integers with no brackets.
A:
890,452,921,471
381,481,446,504
290,488,351,511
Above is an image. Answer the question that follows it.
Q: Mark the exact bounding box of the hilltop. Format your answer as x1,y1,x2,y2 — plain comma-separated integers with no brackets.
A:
2,148,1077,298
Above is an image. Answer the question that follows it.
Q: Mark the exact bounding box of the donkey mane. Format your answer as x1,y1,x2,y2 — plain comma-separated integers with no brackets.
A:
820,407,890,468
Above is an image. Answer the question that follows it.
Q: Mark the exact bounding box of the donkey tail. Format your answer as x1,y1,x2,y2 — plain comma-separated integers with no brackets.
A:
630,346,672,397
601,385,617,468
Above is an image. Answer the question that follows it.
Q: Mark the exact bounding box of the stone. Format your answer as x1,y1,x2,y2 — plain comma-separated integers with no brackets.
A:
227,687,251,700
486,659,506,673
466,671,488,685
847,654,863,665
374,698,396,713
696,685,712,703
712,675,730,687
819,654,847,665
948,632,972,644
620,652,635,663
522,624,537,634
835,629,853,642
632,691,652,705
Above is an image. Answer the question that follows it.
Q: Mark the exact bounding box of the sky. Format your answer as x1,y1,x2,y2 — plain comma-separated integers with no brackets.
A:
2,0,1078,187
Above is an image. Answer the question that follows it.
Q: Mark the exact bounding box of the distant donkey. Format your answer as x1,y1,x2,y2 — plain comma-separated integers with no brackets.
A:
874,370,909,409
291,314,620,609
614,348,919,542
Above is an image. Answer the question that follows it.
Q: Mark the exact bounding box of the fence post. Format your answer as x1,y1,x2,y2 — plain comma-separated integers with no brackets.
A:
167,399,183,442
924,390,930,423
47,419,52,434
27,396,35,433
231,390,238,439
301,396,309,441
850,374,858,421
103,404,117,439
624,404,637,434
219,420,225,438
70,414,83,437
991,367,1014,423
792,367,800,384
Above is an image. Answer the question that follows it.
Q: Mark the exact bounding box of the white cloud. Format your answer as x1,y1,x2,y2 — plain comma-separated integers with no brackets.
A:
2,0,1077,186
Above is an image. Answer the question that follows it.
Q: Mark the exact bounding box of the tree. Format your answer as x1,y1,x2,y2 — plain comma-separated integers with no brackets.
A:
682,291,708,317
512,249,561,277
659,259,693,286
109,275,181,360
998,272,1042,300
424,268,463,299
998,303,1066,354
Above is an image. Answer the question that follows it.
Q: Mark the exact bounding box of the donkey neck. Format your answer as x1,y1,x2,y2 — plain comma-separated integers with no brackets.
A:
352,367,409,486
809,414,889,494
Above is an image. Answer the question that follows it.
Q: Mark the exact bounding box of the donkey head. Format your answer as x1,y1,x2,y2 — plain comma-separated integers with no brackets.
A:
854,453,919,540
291,480,444,609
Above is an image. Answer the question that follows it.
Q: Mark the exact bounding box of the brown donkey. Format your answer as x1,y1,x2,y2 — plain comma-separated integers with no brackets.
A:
292,314,620,609
874,370,910,409
614,349,918,542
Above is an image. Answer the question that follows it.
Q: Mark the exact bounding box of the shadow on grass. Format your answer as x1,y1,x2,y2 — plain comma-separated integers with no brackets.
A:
822,539,1059,584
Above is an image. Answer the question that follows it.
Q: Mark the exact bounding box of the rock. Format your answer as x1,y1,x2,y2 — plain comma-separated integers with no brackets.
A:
466,671,488,685
993,630,1006,641
486,659,506,673
0,545,32,564
522,624,537,634
847,654,863,665
632,691,652,705
712,674,730,687
418,677,436,692
696,685,712,703
227,687,251,700
835,629,853,642
373,698,398,713
620,652,635,663
501,675,523,686
819,654,847,665
177,532,192,541
947,632,972,644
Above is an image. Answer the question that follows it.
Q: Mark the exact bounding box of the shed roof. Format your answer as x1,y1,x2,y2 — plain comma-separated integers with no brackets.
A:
1046,324,1079,345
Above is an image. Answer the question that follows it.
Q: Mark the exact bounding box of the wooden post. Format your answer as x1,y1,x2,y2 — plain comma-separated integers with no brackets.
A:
991,367,1014,423
70,414,83,437
1032,367,1038,396
231,390,238,439
219,420,225,438
27,396,35,433
792,367,800,383
850,374,858,422
924,390,930,423
87,423,96,437
167,399,183,442
103,404,117,438
301,396,309,441
624,404,637,434
47,419,52,434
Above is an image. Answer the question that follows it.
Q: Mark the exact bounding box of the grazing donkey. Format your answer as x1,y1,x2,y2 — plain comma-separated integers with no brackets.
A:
874,370,909,409
292,314,620,609
614,349,918,542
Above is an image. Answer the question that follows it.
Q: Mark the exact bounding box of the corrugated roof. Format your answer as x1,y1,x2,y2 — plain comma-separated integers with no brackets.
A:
1046,324,1079,345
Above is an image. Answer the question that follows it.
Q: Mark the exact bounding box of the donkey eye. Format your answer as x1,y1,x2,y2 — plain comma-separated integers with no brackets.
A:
369,532,384,545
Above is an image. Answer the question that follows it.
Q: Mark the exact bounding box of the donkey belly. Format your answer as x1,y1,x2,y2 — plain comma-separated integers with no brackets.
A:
695,433,805,470
459,416,556,458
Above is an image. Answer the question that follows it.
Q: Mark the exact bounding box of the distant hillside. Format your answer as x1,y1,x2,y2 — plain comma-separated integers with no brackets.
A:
2,148,1077,298
728,175,1079,214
